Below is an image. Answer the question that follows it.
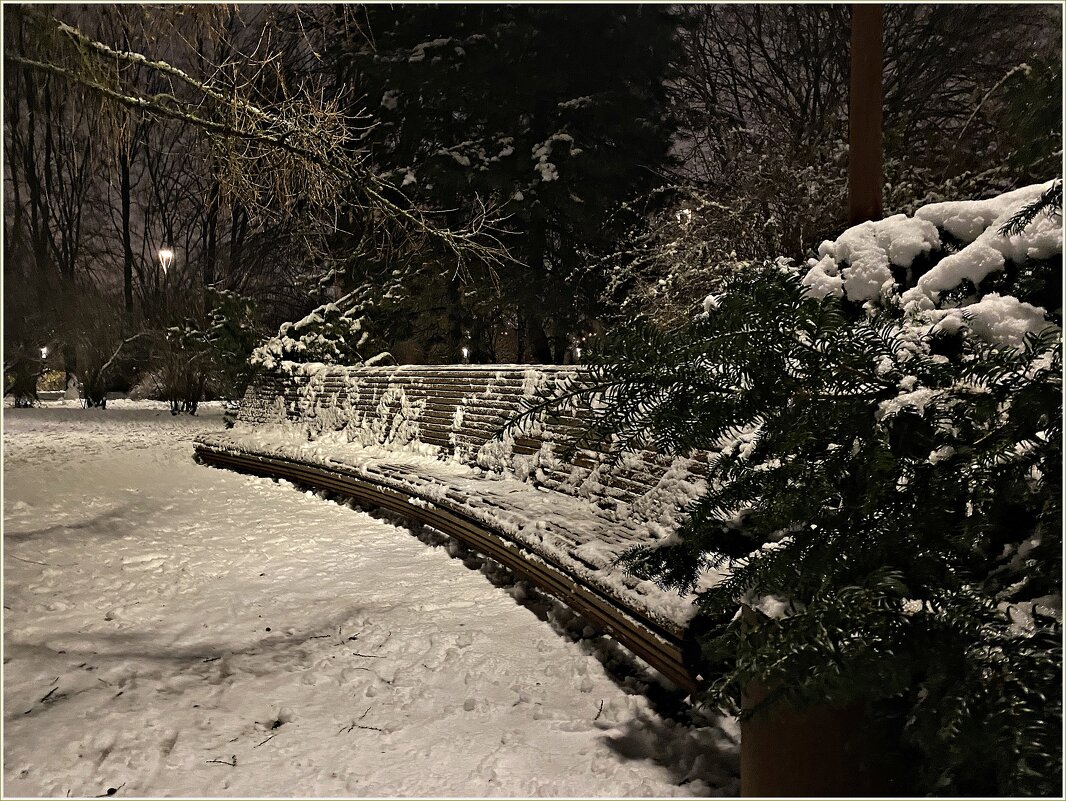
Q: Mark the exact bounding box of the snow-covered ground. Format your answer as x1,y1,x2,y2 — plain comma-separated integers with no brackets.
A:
3,401,738,798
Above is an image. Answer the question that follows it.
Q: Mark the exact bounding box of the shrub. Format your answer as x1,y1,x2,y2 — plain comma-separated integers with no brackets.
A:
250,301,375,374
568,181,1062,795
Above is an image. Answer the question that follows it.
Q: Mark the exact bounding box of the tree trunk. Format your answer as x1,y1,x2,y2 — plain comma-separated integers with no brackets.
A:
63,341,77,393
515,315,526,363
228,201,247,277
525,316,552,364
848,4,883,225
446,278,464,363
204,179,219,290
525,214,553,363
120,149,135,314
551,332,569,364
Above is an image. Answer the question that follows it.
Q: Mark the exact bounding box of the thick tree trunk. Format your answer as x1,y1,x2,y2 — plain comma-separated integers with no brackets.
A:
551,332,569,364
848,4,883,225
468,318,489,363
525,215,553,363
525,316,552,364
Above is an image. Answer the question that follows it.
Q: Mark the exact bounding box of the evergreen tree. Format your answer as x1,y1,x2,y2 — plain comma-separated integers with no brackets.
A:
250,300,374,375
541,184,1062,795
328,5,679,362
205,287,261,399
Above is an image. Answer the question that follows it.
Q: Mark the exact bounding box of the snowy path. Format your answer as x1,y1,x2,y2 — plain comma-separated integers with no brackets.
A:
3,403,737,798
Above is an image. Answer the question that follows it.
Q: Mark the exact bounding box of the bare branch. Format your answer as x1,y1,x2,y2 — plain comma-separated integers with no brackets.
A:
7,10,512,276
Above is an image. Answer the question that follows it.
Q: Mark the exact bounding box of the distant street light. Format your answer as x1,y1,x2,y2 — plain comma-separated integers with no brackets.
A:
158,248,174,274
40,346,48,359
461,346,470,363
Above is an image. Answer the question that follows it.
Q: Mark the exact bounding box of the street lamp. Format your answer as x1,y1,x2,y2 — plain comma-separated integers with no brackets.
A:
40,346,48,360
158,248,174,274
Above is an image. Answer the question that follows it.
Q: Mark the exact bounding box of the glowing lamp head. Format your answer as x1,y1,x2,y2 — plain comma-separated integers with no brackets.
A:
40,346,48,359
461,346,470,360
158,248,174,273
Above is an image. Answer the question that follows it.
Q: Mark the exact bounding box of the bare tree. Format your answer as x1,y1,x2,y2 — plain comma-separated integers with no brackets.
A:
4,17,111,383
5,5,508,282
611,3,1062,324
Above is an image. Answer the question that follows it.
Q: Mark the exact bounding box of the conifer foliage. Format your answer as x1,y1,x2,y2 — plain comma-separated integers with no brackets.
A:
328,5,678,361
250,300,374,375
567,185,1062,795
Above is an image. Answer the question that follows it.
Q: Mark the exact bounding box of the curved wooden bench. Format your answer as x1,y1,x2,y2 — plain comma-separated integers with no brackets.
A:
195,365,716,693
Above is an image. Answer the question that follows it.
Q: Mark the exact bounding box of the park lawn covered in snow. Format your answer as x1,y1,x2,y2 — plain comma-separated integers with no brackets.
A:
2,401,738,798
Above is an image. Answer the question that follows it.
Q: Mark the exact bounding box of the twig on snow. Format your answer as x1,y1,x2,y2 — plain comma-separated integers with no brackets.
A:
594,699,604,721
206,756,237,767
254,734,277,748
351,652,385,658
339,721,384,734
9,554,54,567
339,709,381,734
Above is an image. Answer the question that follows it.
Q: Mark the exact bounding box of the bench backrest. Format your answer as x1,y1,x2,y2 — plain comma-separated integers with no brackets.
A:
236,364,706,522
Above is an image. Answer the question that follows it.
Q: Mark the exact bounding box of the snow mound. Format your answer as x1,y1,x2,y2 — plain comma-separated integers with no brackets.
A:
4,405,738,797
250,301,372,373
804,214,940,301
931,293,1054,351
797,180,1061,350
902,180,1062,309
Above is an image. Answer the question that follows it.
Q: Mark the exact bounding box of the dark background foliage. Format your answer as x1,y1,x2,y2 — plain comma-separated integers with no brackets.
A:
5,3,1061,401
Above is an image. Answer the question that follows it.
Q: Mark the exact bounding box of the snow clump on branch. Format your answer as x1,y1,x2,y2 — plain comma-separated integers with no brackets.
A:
250,302,374,375
798,180,1062,350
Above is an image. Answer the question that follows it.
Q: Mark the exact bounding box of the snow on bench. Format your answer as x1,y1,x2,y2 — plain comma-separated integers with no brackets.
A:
194,364,722,691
